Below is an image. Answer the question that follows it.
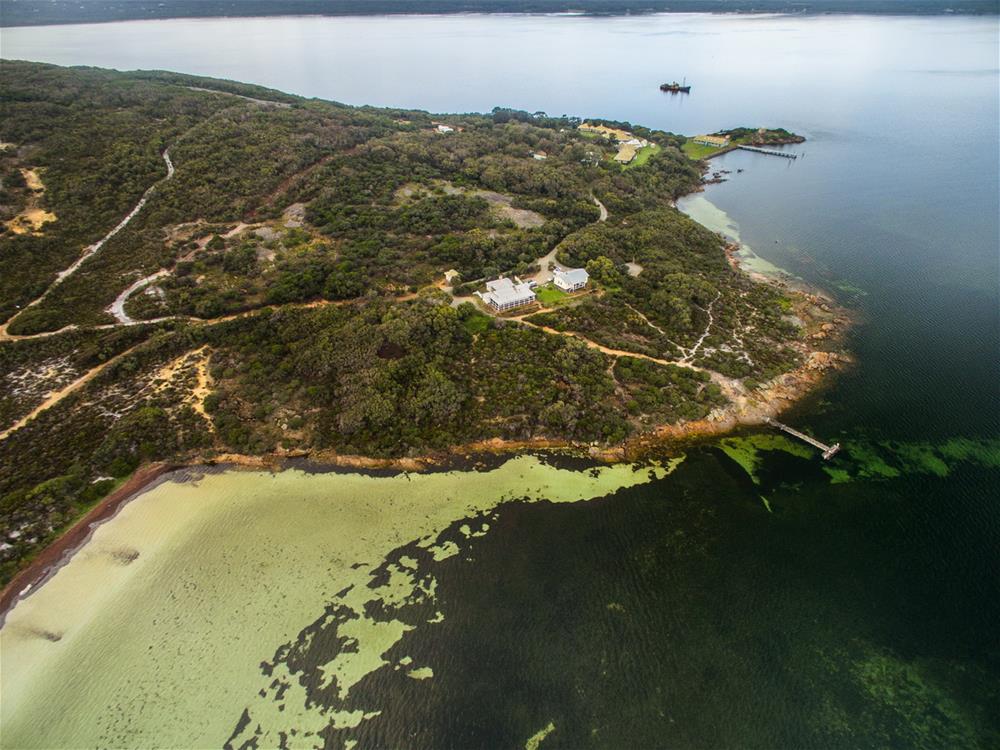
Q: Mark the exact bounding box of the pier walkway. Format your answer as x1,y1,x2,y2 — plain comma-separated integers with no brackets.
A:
764,417,840,459
736,145,797,159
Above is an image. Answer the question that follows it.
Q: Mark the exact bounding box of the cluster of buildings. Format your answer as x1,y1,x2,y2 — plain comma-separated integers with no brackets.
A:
578,123,632,140
577,122,653,165
475,266,590,312
613,137,651,165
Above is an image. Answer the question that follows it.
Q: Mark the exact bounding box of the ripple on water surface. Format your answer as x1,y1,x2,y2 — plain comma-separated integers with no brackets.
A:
0,455,673,749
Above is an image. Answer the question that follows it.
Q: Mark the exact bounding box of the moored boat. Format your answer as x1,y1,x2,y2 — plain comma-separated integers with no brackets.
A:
660,80,691,93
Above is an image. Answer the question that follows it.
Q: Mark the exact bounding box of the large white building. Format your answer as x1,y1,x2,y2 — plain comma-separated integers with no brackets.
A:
692,134,730,147
552,267,589,292
477,277,536,312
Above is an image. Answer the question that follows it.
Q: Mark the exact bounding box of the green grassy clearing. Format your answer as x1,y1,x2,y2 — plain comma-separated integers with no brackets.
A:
462,310,492,334
623,143,661,169
681,141,726,160
535,285,569,307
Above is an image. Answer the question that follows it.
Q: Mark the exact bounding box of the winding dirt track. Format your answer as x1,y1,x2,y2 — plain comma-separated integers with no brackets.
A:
0,298,362,442
593,194,608,221
1,177,694,443
517,318,710,372
107,270,170,324
684,290,721,364
1,150,175,340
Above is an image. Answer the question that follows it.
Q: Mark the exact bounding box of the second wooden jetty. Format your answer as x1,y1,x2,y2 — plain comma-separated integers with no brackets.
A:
764,417,841,459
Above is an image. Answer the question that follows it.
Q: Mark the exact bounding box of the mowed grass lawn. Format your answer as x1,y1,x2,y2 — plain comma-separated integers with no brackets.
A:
535,285,568,306
681,140,725,160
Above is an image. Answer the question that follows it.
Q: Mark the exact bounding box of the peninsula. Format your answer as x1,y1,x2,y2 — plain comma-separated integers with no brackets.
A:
0,62,849,587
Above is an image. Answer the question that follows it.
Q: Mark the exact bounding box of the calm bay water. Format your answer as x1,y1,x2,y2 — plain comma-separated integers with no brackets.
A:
2,12,999,748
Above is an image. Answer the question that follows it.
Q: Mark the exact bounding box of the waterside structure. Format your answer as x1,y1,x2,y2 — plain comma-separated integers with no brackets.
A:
764,417,841,460
693,134,731,148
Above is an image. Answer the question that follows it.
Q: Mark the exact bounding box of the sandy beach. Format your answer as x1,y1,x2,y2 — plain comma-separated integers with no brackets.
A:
0,462,177,620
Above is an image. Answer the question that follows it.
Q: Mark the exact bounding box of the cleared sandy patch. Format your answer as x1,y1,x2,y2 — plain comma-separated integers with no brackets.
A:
395,180,545,228
6,208,57,234
5,169,57,234
21,168,44,191
150,346,214,423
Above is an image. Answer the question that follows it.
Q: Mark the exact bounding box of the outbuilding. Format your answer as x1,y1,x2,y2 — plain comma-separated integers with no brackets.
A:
614,144,637,164
552,267,589,292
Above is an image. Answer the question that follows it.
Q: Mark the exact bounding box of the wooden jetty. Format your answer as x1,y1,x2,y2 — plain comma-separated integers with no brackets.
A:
736,145,797,159
764,417,841,459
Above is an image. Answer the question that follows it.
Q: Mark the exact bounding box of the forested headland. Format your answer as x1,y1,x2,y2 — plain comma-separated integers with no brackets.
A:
0,61,848,585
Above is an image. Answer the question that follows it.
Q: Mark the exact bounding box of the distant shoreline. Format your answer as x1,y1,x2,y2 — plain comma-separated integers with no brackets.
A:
2,0,996,28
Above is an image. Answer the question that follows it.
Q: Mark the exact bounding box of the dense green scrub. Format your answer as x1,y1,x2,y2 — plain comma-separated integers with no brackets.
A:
0,300,621,580
0,63,803,584
0,63,235,324
0,325,161,426
529,210,801,379
1,64,700,332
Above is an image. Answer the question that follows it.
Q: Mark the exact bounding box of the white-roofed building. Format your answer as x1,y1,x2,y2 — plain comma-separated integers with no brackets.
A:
692,134,730,147
476,277,536,312
552,267,589,292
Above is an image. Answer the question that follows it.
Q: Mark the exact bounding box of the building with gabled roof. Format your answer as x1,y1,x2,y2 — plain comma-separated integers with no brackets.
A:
692,134,730,147
552,267,589,292
614,144,638,164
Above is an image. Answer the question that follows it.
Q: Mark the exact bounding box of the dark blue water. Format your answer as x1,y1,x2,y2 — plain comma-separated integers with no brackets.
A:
4,12,998,747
